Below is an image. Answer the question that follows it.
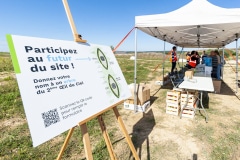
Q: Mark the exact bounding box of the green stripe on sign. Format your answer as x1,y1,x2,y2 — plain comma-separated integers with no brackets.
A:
6,34,21,73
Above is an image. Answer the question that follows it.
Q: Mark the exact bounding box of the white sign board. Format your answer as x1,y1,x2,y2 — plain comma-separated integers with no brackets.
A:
6,35,131,147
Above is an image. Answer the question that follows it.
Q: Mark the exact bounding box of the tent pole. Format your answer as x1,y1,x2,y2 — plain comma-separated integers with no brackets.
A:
222,46,225,80
235,34,239,93
181,47,184,72
162,37,166,85
134,28,138,112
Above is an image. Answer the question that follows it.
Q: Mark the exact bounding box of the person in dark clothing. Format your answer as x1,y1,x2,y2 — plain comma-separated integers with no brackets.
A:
210,50,218,78
170,46,177,75
196,51,200,65
201,50,208,64
215,50,222,79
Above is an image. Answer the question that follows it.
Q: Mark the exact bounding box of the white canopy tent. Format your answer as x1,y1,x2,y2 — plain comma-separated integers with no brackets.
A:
135,0,240,48
132,0,240,111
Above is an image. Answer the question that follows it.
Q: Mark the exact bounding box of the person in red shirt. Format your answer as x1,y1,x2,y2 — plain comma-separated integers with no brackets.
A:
187,51,198,69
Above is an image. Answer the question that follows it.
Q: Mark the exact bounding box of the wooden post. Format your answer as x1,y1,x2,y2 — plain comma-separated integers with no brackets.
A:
80,123,93,160
62,0,87,43
98,115,117,160
60,1,138,159
56,127,75,160
113,106,140,160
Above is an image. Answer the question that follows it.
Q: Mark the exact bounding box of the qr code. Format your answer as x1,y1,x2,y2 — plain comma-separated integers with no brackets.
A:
42,108,60,128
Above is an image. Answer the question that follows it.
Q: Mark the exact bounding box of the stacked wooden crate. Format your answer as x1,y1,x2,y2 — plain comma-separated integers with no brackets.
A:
180,91,198,118
166,90,181,116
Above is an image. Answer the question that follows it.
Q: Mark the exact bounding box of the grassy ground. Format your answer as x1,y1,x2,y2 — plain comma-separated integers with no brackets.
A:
0,53,168,159
1,53,240,159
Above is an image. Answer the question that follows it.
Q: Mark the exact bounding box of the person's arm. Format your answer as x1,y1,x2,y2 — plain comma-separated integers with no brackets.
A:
217,55,221,64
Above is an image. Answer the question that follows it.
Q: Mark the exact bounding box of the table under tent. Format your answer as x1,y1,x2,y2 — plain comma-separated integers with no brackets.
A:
131,0,240,111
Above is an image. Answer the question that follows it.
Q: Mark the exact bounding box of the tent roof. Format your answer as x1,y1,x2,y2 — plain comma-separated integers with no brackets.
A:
135,0,240,48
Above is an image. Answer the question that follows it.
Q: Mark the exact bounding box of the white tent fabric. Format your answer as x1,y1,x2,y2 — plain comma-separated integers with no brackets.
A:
135,0,240,48
131,0,240,107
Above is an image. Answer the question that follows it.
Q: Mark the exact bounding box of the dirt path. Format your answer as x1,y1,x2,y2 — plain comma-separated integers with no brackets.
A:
118,63,240,160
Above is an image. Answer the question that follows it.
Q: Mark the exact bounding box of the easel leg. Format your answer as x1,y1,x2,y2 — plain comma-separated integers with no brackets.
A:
57,127,75,160
80,123,93,160
113,106,140,160
98,115,117,160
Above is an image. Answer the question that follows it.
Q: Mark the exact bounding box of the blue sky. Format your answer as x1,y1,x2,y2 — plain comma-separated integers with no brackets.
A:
1,0,240,52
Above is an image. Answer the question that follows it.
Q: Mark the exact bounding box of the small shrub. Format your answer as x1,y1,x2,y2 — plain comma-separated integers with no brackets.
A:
0,57,14,72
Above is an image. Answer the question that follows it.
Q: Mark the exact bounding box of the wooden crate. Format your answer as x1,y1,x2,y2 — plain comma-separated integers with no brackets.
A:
181,108,195,118
181,99,199,109
181,90,198,95
181,94,197,107
180,100,199,118
166,90,181,104
166,103,180,116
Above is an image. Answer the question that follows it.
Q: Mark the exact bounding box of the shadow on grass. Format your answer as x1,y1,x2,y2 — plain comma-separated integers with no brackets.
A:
129,109,156,160
214,80,240,100
150,96,158,106
219,81,236,96
160,82,174,90
201,91,210,109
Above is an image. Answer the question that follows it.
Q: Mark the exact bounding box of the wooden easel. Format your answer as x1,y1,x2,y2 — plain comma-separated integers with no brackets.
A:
57,1,139,159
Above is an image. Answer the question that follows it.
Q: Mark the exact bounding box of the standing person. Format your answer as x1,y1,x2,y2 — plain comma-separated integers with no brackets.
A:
195,51,200,65
201,50,208,64
210,50,218,78
170,46,177,75
215,50,221,80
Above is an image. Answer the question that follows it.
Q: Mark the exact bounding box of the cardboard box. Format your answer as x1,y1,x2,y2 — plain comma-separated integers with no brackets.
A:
212,79,221,93
195,64,205,72
124,101,150,112
128,83,150,105
155,74,170,86
185,70,194,79
205,66,212,75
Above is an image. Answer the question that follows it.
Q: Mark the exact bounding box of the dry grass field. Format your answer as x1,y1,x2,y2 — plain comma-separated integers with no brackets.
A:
1,52,240,160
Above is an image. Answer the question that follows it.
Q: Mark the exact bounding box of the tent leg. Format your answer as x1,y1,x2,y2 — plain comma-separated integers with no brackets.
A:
222,46,225,80
235,34,239,93
134,28,138,112
162,38,166,85
180,47,184,72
